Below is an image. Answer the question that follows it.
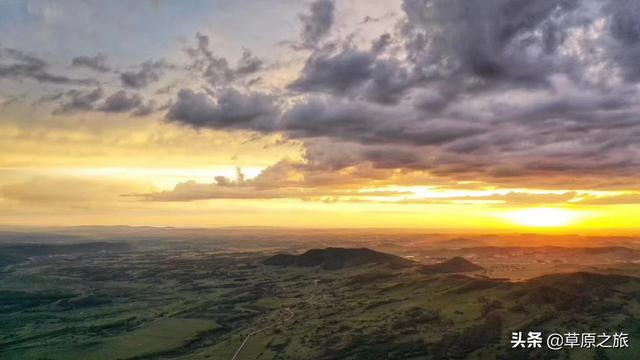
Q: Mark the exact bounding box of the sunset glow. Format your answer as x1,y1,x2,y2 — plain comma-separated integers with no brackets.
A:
505,208,579,228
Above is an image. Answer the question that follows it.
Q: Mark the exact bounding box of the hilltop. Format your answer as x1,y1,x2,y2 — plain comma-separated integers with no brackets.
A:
263,247,415,270
421,256,484,274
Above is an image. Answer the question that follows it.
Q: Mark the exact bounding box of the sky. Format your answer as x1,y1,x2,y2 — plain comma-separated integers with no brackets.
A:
1,0,640,233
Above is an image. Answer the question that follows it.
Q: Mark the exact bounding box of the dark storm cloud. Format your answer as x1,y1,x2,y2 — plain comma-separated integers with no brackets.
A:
138,0,640,189
167,87,485,147
288,46,415,104
0,48,95,85
298,0,335,49
71,53,110,72
400,0,581,87
53,88,104,114
185,33,263,87
166,88,278,130
289,48,375,94
98,90,143,113
282,97,485,145
603,0,640,81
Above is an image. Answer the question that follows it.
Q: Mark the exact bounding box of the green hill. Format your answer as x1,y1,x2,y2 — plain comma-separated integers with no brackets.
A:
264,247,415,270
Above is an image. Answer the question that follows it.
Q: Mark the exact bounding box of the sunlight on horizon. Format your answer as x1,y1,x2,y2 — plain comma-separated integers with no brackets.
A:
505,208,580,228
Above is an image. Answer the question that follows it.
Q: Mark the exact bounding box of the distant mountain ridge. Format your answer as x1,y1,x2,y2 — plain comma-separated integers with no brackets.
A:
263,247,415,270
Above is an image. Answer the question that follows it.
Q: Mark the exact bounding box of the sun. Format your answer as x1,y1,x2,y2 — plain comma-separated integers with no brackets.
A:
505,207,578,228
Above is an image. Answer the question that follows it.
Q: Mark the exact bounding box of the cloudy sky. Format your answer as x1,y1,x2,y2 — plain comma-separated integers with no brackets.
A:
2,0,640,232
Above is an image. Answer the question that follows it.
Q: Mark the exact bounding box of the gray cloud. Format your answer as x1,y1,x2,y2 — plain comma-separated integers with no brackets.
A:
120,60,168,88
71,53,110,72
298,0,335,49
282,97,485,146
289,48,375,94
236,49,263,76
288,46,415,104
282,0,640,186
371,33,392,53
166,88,278,130
0,48,95,85
162,0,640,190
400,0,581,87
52,88,154,116
167,87,485,148
98,90,143,113
53,88,104,114
185,33,263,87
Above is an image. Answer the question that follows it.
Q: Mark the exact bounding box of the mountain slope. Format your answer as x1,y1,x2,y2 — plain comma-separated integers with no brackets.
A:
421,256,484,274
263,247,415,270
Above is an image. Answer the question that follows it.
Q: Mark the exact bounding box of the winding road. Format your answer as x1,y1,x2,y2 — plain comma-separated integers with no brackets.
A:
229,307,295,360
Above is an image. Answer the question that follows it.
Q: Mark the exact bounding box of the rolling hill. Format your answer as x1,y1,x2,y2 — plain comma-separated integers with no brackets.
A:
421,256,484,274
263,247,415,270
